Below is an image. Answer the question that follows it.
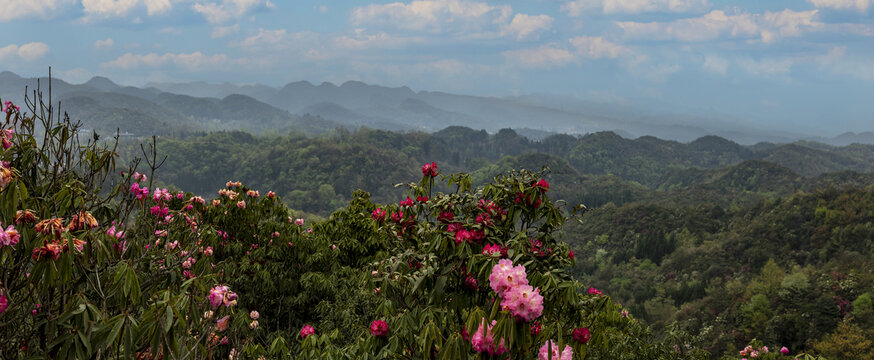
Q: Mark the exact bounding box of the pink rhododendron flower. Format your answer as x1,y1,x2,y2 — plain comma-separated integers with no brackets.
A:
249,320,259,329
500,284,544,322
0,293,7,314
1,128,13,150
0,222,20,246
569,250,575,260
250,310,259,320
370,320,388,337
399,197,414,207
538,341,572,360
216,315,230,332
295,218,304,226
300,324,315,338
447,222,462,233
208,285,238,309
488,259,528,296
470,318,507,356
780,346,789,355
236,200,246,209
572,327,590,344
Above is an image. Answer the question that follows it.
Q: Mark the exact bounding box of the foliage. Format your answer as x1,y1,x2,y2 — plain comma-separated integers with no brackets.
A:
0,91,709,359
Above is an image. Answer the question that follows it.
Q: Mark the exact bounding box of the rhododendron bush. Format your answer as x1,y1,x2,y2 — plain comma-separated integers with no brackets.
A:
0,87,708,359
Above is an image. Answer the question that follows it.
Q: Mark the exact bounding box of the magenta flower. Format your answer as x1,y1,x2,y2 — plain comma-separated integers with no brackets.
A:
588,287,603,296
372,208,386,222
780,346,789,355
572,327,590,344
422,162,438,177
0,222,20,247
370,320,388,337
208,285,238,309
454,229,472,245
300,324,315,339
399,197,414,207
0,293,7,314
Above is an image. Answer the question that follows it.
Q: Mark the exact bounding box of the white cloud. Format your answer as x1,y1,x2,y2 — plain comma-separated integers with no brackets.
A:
192,0,272,24
100,51,230,70
569,35,629,58
807,0,872,12
562,0,708,15
618,9,821,43
0,0,77,21
82,0,139,18
144,0,172,15
236,28,288,48
333,29,426,49
502,45,576,68
702,55,728,75
0,42,50,61
94,37,114,49
351,0,511,34
211,24,239,38
502,14,553,40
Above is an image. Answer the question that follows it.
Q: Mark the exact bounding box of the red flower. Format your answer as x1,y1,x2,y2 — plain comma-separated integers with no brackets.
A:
438,211,454,223
399,197,414,207
416,195,429,203
370,320,389,337
572,327,590,344
569,250,575,260
535,179,549,192
372,208,386,222
422,162,438,177
455,229,472,245
588,287,603,296
530,322,542,336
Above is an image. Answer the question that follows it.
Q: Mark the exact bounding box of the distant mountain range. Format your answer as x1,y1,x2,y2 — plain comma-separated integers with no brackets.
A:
1,70,870,145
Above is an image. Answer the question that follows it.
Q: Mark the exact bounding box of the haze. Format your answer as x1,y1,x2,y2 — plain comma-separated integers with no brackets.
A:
1,0,872,139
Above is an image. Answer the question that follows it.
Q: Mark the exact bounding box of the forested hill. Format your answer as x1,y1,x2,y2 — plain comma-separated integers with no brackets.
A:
133,127,874,215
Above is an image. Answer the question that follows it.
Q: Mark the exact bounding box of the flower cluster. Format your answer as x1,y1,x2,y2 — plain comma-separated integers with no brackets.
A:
372,208,386,222
0,293,7,314
3,100,20,115
0,222,19,247
572,327,590,344
370,320,388,337
1,127,13,150
488,259,544,322
538,340,573,360
470,318,507,356
208,285,238,309
300,324,315,339
421,162,438,177
483,244,509,258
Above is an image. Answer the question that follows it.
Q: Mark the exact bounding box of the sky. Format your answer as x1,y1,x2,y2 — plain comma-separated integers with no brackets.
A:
0,0,872,136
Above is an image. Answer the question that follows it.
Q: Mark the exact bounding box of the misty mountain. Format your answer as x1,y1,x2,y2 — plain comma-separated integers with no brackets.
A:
2,71,871,146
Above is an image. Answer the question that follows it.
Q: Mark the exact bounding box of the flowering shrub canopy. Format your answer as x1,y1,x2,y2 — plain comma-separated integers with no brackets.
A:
0,88,710,359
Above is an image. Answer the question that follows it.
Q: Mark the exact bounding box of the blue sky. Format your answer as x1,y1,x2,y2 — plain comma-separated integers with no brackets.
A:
1,0,872,136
